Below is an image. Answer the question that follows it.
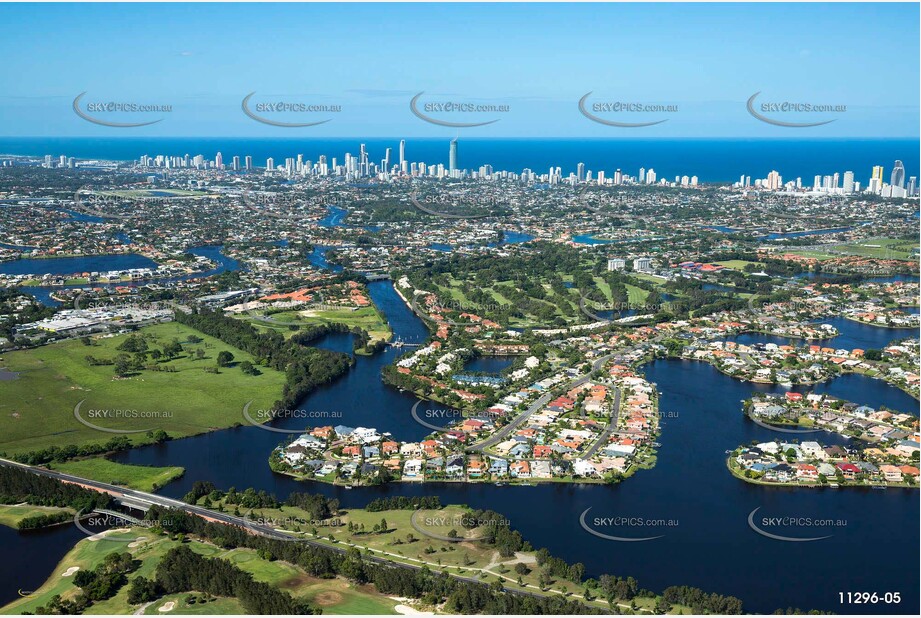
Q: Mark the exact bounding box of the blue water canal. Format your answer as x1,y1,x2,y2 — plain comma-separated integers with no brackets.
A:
1,267,918,613
1,246,238,306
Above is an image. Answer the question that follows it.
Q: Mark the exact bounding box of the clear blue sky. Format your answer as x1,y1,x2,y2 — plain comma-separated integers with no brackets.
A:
0,2,917,137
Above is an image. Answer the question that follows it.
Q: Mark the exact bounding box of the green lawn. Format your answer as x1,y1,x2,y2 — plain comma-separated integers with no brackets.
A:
625,284,651,305
0,322,288,455
1,527,399,616
0,504,74,529
247,305,391,343
833,237,919,260
713,260,763,270
227,502,599,603
47,458,184,492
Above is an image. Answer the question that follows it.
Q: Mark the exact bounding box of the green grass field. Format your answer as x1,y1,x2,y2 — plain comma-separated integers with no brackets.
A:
246,306,391,344
228,502,594,602
713,260,763,270
0,504,74,529
833,237,919,260
47,458,184,492
0,322,287,455
1,527,399,616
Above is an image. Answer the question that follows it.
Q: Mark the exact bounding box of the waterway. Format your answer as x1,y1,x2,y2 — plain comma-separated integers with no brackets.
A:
5,280,918,613
102,280,919,614
6,246,238,306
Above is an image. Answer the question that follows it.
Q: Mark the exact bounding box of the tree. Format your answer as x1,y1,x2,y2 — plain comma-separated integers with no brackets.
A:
114,354,131,377
216,351,234,367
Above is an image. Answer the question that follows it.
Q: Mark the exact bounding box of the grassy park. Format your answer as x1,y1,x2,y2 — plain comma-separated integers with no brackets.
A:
0,322,287,455
0,528,399,616
47,458,185,492
0,504,74,529
245,305,392,344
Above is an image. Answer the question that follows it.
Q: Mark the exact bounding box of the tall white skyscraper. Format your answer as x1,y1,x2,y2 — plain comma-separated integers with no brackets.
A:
843,171,854,193
449,139,458,172
399,140,405,167
891,160,905,188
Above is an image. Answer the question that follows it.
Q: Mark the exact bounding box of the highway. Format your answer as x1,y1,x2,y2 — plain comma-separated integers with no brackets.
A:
0,458,600,609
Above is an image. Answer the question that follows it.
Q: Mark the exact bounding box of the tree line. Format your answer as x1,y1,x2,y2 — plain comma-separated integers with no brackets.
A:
173,308,352,412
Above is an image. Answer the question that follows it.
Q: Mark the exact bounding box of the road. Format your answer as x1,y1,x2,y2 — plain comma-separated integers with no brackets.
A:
466,351,621,454
0,458,606,610
581,387,622,459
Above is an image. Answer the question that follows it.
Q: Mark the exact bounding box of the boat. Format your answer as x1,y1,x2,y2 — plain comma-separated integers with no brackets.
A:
872,485,887,490
651,442,662,448
494,482,506,486
828,483,839,488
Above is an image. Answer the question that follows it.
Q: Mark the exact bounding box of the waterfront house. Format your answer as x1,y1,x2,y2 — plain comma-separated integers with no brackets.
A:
402,459,423,478
445,455,465,477
510,460,531,478
573,459,599,477
488,457,509,477
467,458,487,479
880,464,903,482
531,460,552,478
836,462,860,479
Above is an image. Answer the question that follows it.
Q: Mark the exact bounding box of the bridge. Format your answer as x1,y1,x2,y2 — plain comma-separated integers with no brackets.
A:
92,508,145,525
0,458,596,609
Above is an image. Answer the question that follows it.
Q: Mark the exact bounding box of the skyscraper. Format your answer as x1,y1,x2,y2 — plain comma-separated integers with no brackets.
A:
766,170,782,190
891,160,905,188
872,165,884,185
215,152,223,169
843,171,855,193
449,139,458,172
577,162,585,182
399,140,405,167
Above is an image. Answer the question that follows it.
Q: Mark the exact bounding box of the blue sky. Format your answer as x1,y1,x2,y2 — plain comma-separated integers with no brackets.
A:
0,2,917,137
